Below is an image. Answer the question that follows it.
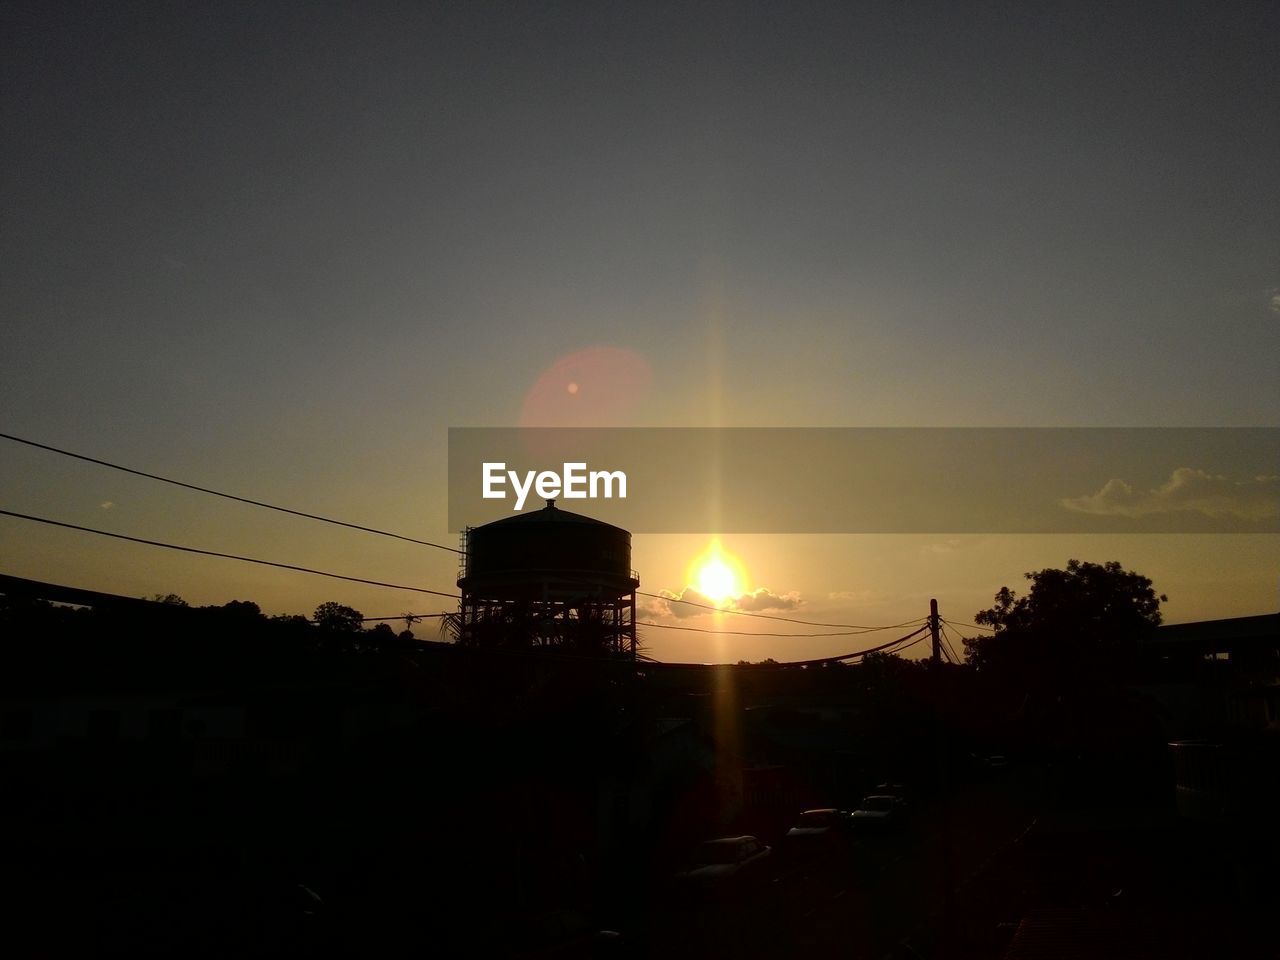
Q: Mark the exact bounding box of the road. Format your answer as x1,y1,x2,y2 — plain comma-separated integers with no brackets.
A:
644,766,1044,960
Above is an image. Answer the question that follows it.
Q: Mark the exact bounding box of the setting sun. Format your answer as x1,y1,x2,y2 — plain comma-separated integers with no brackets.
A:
688,537,748,605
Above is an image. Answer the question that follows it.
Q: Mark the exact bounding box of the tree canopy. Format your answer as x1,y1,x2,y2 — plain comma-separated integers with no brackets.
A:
313,601,364,633
964,560,1166,681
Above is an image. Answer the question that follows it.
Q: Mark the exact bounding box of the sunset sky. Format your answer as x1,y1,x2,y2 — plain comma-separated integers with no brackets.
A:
2,1,1277,662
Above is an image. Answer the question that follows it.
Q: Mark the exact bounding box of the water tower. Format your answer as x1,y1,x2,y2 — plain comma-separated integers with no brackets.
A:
456,500,639,657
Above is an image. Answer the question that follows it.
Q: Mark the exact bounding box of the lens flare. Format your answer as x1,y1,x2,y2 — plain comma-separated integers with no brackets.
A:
519,345,651,427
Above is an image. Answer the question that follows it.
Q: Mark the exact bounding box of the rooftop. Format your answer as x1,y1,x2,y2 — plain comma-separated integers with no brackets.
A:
473,499,625,531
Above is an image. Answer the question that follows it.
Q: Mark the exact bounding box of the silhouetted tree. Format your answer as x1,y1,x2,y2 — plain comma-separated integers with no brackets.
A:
964,559,1165,681
267,613,314,647
363,622,399,652
149,593,188,606
215,600,263,620
313,601,363,633
861,650,921,673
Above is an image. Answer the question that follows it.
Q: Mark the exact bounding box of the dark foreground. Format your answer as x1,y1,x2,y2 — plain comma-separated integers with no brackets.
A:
4,754,1275,959
2,598,1277,958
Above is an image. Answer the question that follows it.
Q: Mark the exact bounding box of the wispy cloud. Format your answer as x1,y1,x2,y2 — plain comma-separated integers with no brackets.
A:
1061,467,1280,521
99,501,114,510
826,589,880,603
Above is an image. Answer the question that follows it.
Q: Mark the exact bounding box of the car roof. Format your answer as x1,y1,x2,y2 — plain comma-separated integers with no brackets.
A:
702,835,755,845
800,808,839,815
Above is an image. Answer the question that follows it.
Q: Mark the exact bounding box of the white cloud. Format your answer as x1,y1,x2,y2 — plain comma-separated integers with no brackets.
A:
99,501,114,509
1270,291,1280,314
1061,467,1280,521
733,587,803,612
636,598,670,620
648,585,804,620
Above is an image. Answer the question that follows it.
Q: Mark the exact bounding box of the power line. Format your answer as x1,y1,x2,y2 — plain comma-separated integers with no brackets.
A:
637,620,916,639
0,560,931,669
360,613,449,622
371,610,926,646
639,590,927,630
790,628,930,666
391,621,931,667
550,573,929,631
0,431,463,555
879,630,931,658
941,616,996,633
945,629,962,664
0,506,927,645
3,434,947,638
637,624,931,667
939,622,963,664
0,509,462,600
2,431,936,634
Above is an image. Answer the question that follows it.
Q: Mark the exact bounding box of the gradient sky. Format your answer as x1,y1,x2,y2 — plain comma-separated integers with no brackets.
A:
3,1,1277,661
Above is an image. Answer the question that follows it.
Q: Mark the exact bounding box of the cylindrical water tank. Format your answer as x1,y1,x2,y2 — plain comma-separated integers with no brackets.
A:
458,500,637,599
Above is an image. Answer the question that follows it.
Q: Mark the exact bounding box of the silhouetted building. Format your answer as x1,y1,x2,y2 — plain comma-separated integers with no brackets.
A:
456,500,638,656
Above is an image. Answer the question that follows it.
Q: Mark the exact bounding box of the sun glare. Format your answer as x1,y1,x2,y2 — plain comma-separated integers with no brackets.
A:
688,538,748,605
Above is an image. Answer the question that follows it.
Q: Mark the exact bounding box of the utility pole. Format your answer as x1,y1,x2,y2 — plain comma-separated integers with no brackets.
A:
928,597,955,934
929,597,941,665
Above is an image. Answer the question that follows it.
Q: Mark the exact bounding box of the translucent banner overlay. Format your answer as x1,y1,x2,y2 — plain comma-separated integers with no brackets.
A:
448,428,1280,534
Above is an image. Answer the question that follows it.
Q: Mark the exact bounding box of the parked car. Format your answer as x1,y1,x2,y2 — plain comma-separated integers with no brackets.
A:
850,794,905,828
784,808,853,841
781,809,854,860
672,836,771,891
875,783,911,802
